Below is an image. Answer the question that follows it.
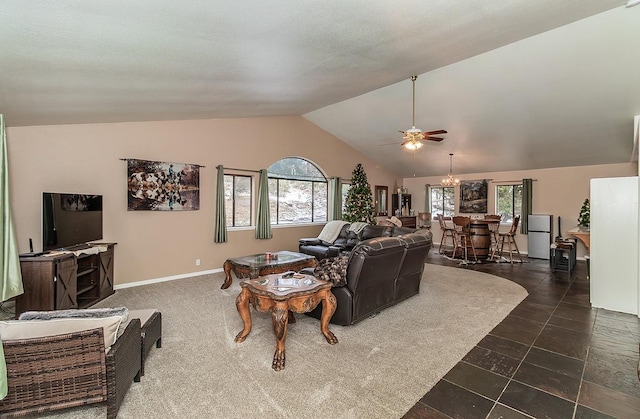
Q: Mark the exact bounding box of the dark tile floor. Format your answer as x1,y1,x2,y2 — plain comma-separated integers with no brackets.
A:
404,251,640,419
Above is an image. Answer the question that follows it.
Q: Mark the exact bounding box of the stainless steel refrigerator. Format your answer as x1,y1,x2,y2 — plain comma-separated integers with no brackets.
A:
527,214,553,259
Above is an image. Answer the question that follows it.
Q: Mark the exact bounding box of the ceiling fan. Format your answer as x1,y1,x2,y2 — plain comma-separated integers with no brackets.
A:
400,75,447,150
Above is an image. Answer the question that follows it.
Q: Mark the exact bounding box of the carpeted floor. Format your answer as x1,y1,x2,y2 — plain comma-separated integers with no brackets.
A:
34,264,527,418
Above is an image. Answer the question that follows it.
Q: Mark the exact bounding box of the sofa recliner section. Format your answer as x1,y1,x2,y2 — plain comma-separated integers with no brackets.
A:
298,223,421,260
305,231,432,326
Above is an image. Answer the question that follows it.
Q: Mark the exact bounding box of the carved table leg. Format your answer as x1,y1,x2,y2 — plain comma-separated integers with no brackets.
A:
320,290,338,345
271,303,289,371
222,260,234,289
234,288,252,343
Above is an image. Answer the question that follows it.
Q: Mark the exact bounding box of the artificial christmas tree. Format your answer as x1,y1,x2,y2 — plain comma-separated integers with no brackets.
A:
343,163,375,224
578,198,590,228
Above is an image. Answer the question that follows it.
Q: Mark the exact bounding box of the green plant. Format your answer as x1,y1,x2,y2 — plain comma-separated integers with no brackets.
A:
578,198,590,228
343,163,375,224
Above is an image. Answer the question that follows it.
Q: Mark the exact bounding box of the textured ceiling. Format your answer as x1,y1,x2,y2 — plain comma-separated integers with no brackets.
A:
1,1,638,177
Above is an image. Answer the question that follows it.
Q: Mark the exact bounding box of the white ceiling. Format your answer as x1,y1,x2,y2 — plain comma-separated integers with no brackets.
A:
1,1,639,177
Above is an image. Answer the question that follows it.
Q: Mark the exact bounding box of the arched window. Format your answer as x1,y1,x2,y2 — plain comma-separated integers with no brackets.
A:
268,157,327,224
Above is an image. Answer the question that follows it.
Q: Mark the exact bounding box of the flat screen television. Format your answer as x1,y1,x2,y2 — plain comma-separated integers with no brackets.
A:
42,192,103,252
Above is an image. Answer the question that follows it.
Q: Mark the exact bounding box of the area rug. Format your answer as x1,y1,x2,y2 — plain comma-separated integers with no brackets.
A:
44,264,527,418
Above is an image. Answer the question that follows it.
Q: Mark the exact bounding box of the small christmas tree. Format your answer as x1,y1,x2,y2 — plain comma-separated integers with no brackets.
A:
343,163,375,224
578,198,590,228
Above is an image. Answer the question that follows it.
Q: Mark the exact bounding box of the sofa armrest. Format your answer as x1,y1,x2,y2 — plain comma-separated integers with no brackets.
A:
106,318,141,419
299,238,321,246
326,246,343,258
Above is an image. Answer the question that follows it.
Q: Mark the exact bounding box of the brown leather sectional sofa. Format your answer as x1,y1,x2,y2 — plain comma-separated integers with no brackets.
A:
303,228,432,326
298,224,420,260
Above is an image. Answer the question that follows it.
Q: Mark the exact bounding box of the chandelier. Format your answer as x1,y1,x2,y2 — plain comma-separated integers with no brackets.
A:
441,153,460,186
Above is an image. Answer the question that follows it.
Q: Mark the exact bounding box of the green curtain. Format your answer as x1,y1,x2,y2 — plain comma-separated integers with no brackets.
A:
0,114,23,399
521,178,533,234
255,169,272,239
424,183,431,212
330,177,342,220
214,165,227,243
0,115,23,302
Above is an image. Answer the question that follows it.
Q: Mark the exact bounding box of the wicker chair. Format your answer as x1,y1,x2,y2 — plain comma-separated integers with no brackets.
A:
0,318,142,419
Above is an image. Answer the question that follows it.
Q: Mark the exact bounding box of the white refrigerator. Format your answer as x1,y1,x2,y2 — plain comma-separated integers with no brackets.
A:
527,214,553,259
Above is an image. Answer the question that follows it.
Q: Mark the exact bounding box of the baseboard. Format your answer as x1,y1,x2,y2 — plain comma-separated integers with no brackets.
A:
115,268,224,289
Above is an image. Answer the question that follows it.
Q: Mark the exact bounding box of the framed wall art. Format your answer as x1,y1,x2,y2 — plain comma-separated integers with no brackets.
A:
459,180,488,213
126,158,201,211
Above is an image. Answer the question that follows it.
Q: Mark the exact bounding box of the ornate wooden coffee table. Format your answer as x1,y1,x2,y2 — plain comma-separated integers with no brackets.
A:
221,251,317,289
234,273,338,371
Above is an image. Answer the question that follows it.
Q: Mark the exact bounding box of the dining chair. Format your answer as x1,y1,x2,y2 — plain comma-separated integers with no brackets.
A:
493,215,523,263
484,214,502,259
417,212,431,229
452,216,477,264
437,214,455,253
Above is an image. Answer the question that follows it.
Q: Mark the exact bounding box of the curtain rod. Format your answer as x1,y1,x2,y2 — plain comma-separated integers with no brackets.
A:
120,158,205,168
223,167,261,173
490,179,538,183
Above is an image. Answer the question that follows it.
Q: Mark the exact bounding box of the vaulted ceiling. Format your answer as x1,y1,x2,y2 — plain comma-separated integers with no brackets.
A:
2,1,639,177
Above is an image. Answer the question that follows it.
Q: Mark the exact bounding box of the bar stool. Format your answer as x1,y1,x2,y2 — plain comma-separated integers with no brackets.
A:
417,212,431,229
484,214,501,260
437,214,455,254
452,216,477,264
550,238,577,279
493,215,523,263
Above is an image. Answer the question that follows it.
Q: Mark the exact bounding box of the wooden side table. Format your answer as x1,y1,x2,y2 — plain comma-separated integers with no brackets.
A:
234,274,338,371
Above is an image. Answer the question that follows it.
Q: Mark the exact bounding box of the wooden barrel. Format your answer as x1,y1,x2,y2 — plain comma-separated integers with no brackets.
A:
469,220,492,260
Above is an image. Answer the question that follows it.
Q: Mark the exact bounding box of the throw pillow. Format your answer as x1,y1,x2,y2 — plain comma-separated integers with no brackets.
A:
313,255,348,287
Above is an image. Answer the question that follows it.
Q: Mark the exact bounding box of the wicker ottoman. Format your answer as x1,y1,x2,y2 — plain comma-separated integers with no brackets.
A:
128,309,162,376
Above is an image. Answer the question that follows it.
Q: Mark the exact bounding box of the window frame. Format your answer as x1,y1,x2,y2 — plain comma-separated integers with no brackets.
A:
341,182,351,213
430,186,455,218
267,157,328,226
224,173,253,228
495,183,523,224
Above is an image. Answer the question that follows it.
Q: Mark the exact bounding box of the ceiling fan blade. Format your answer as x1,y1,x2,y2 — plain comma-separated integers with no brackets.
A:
424,129,447,135
424,136,444,142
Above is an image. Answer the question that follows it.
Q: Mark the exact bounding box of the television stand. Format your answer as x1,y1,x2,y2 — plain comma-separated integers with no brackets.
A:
15,243,117,318
63,243,92,251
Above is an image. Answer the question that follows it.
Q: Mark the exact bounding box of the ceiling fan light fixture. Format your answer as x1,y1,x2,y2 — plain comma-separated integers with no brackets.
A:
404,140,423,151
441,153,460,186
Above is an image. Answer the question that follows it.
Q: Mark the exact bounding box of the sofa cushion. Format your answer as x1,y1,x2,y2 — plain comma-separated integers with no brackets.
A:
119,308,158,338
0,316,123,348
313,255,349,287
360,225,392,240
